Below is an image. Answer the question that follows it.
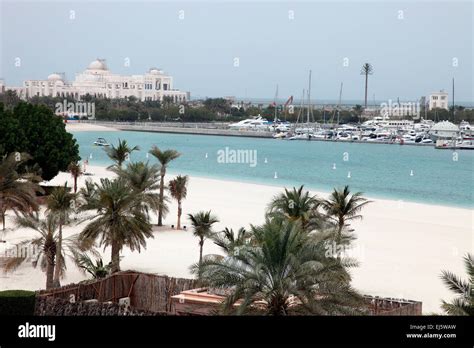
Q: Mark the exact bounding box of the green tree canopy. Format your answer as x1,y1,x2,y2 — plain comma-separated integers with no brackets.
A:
0,102,80,180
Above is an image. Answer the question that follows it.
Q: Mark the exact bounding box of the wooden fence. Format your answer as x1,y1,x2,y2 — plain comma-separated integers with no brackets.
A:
36,271,197,314
364,295,422,315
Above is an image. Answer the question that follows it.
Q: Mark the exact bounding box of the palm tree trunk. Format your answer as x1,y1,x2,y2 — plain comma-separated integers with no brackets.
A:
53,224,63,287
1,211,5,231
46,251,55,290
111,240,120,273
199,238,204,266
337,216,344,245
73,175,78,194
177,201,182,229
158,173,165,226
364,73,368,109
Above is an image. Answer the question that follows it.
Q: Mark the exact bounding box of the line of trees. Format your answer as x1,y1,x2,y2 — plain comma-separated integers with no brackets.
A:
2,90,474,124
187,185,371,315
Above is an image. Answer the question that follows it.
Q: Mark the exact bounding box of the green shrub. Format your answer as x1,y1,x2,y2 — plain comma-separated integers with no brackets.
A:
0,290,36,315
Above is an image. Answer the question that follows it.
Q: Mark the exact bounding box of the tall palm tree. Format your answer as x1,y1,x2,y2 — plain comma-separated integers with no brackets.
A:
10,215,58,289
79,178,153,273
105,139,140,169
3,215,93,289
188,210,219,266
193,218,364,315
149,146,180,226
267,185,321,230
168,175,188,229
46,184,75,287
0,152,42,232
67,161,82,194
440,253,473,316
112,161,163,219
321,186,370,242
360,63,374,109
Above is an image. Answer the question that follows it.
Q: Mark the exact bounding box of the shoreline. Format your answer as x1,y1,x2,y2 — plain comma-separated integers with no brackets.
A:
65,122,119,132
1,164,472,314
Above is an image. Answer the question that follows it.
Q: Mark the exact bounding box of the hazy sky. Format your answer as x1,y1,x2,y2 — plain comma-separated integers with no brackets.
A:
1,0,472,102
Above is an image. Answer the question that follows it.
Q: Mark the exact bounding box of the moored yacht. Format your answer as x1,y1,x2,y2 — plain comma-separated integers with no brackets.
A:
229,116,270,130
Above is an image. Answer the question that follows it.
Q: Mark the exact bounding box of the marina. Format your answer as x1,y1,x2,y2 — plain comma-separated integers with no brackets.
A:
70,128,474,208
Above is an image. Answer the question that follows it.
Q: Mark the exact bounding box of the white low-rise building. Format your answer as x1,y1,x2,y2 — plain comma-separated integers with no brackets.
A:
428,91,449,111
3,59,189,103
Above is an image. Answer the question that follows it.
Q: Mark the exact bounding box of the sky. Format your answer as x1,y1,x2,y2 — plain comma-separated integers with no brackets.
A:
1,0,473,102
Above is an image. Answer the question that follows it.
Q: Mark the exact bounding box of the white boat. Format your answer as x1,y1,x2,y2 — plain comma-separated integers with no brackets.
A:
434,138,473,150
273,132,287,139
229,116,270,130
93,138,110,146
458,139,474,150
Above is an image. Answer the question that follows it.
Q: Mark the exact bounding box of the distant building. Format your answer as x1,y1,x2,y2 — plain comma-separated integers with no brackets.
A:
429,91,449,111
2,59,188,103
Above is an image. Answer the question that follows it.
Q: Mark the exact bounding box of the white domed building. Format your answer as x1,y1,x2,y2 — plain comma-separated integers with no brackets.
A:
6,59,188,105
428,121,459,141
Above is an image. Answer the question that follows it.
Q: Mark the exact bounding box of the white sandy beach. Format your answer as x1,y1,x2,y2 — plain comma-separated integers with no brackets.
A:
0,164,472,314
65,122,118,132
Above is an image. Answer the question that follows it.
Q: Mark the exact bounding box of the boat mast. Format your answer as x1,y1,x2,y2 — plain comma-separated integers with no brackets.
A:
307,70,312,125
293,89,305,132
452,78,455,119
274,84,279,123
337,82,343,125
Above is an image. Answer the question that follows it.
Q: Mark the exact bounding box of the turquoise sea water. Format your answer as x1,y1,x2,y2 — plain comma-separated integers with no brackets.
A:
72,131,474,208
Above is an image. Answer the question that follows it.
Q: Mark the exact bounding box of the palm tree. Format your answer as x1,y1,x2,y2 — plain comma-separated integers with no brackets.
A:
0,152,42,232
112,161,163,219
77,253,111,279
79,178,153,273
168,175,188,229
211,227,251,254
188,211,219,266
267,185,321,230
3,215,93,289
78,179,99,211
105,139,140,169
193,218,364,315
440,253,473,316
10,215,58,289
46,184,75,287
360,63,374,109
321,186,370,242
67,161,82,194
149,146,180,226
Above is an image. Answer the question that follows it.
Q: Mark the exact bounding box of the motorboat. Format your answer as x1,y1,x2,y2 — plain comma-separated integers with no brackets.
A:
457,139,474,150
229,116,270,130
93,138,110,146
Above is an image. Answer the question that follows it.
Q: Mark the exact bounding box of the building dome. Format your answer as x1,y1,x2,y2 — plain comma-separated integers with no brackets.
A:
87,59,108,71
47,73,63,81
149,67,162,75
430,121,459,132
